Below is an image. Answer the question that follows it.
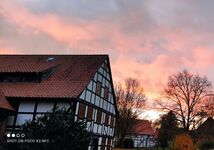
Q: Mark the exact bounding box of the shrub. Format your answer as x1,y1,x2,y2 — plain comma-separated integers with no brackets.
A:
123,138,134,148
172,133,193,150
200,141,214,150
3,107,91,150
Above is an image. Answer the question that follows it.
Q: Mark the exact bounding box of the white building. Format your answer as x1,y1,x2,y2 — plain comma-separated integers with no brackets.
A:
126,119,156,148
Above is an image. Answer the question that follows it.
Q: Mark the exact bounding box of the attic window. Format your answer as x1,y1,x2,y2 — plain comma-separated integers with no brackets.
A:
0,73,39,83
0,68,56,83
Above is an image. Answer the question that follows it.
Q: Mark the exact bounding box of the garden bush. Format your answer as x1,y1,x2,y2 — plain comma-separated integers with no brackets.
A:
172,133,193,150
200,141,214,150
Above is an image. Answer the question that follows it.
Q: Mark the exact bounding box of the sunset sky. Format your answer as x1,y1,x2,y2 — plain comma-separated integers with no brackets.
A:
1,1,214,120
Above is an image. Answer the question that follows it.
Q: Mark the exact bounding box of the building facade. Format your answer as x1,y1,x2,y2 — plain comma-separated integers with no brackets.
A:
126,120,156,148
0,55,117,150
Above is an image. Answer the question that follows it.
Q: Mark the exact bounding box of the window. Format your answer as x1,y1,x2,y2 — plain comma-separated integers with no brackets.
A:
102,112,106,124
18,101,35,112
36,102,54,113
105,80,109,87
101,88,104,97
98,74,102,82
96,82,102,96
98,125,102,134
98,67,104,74
16,114,33,125
99,98,103,108
93,109,97,121
111,105,115,114
86,122,92,131
103,70,107,78
95,96,100,106
85,90,91,102
91,93,95,104
107,102,110,111
0,73,38,82
102,78,106,87
103,100,107,110
56,102,70,110
0,70,55,83
108,116,111,125
109,85,112,92
93,124,98,133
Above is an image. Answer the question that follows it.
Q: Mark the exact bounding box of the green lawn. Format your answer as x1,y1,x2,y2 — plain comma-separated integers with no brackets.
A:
113,148,168,150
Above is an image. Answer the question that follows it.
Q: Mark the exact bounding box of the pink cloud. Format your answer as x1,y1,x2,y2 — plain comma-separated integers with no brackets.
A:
1,1,214,102
0,1,158,54
111,55,178,99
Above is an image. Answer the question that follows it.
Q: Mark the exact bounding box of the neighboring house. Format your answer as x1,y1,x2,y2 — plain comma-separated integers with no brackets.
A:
126,119,156,148
195,117,214,141
0,55,118,150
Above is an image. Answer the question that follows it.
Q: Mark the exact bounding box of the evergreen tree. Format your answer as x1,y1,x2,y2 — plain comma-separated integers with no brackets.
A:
157,111,178,150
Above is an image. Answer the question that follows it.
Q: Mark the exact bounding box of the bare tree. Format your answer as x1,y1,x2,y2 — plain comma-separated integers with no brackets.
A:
157,70,213,131
115,78,146,147
202,96,214,117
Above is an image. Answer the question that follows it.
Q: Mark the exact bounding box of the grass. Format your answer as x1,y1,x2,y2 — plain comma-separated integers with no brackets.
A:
113,147,169,150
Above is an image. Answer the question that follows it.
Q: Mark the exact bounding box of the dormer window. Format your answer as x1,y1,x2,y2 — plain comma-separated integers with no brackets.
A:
0,67,57,83
0,72,39,83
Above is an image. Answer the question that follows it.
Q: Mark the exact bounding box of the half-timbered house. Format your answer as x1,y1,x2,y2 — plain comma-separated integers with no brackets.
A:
0,55,117,150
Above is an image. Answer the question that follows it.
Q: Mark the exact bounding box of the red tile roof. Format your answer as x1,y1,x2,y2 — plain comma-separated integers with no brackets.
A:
0,90,14,111
128,120,155,135
0,55,107,98
0,56,57,72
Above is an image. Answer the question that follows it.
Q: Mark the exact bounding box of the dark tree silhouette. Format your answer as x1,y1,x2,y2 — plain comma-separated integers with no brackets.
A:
157,70,213,131
4,107,91,150
157,111,178,150
115,78,146,147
